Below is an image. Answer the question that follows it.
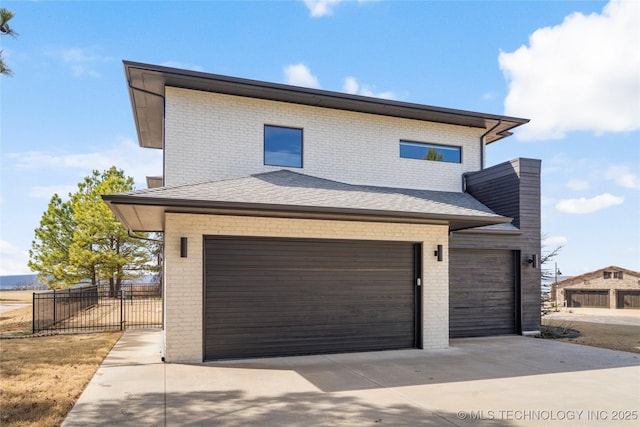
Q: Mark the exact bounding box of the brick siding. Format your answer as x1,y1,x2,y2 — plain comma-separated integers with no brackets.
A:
163,213,449,363
164,87,483,192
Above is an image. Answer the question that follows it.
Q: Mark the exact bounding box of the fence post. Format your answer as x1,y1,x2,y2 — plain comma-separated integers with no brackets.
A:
32,292,35,334
53,289,57,326
120,289,124,331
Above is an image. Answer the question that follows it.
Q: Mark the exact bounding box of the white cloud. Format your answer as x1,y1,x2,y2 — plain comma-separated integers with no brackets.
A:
283,63,321,88
343,76,359,94
499,0,640,140
605,165,640,189
28,185,77,200
556,193,624,214
304,0,376,17
565,178,590,191
0,240,31,276
50,47,114,78
304,0,343,17
342,76,396,100
482,92,496,101
8,138,162,188
543,235,568,248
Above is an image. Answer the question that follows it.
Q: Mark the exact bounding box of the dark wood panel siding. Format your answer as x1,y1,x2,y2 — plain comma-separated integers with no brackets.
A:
449,249,516,337
204,236,417,360
617,291,640,309
566,290,610,308
451,158,541,333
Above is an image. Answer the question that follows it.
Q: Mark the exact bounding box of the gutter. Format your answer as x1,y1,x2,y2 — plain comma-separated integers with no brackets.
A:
479,119,502,170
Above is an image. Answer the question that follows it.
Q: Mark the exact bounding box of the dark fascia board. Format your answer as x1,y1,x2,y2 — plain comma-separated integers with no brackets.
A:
103,193,512,232
123,60,529,149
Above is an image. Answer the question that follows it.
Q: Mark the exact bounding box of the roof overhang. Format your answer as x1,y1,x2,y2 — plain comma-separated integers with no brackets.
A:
124,60,529,150
103,195,512,233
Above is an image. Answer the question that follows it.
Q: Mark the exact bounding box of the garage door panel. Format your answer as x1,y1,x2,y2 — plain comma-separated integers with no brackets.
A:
566,290,609,308
204,236,417,360
449,249,516,338
617,291,640,309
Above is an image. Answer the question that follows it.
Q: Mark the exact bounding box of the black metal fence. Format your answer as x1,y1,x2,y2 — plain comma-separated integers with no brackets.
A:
33,284,162,334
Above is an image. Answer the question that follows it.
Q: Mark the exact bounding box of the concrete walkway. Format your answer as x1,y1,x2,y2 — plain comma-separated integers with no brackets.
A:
63,330,640,427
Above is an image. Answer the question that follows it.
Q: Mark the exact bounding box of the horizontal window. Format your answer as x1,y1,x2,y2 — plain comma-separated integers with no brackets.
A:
264,125,303,168
400,140,461,163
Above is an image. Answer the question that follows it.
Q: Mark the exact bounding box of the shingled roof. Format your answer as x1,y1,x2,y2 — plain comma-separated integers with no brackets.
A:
103,170,514,232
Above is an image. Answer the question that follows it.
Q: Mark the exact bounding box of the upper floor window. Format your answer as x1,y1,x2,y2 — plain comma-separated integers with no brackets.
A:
614,271,624,279
603,271,612,279
264,125,303,168
400,140,461,163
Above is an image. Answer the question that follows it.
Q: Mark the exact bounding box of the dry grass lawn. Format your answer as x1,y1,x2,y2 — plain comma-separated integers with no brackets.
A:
1,291,122,427
542,318,640,354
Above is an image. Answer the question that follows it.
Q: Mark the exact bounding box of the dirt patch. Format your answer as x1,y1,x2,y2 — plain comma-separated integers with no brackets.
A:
542,318,640,354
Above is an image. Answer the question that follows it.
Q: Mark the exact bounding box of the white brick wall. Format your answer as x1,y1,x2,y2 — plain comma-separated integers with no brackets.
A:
164,87,483,191
163,213,450,363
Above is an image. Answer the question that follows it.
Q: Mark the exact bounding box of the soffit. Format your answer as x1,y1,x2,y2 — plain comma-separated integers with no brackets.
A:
124,61,529,150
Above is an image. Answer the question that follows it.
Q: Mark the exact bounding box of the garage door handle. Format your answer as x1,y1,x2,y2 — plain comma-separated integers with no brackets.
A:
416,278,421,287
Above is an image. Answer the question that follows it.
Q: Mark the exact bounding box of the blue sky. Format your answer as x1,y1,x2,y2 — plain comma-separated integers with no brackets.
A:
1,0,638,277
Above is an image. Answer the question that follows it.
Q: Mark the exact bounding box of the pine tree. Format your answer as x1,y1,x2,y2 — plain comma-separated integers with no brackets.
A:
1,8,18,76
29,167,158,292
28,194,78,288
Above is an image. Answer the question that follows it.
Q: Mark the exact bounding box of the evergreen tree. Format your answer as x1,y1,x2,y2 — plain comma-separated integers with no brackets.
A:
29,167,158,292
1,8,18,76
28,194,77,288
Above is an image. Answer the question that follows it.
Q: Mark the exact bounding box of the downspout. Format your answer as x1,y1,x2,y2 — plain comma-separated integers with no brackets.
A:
463,119,503,192
479,119,502,170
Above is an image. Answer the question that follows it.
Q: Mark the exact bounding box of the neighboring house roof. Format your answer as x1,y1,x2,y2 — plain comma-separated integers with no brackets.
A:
123,60,530,150
556,266,640,288
103,170,513,232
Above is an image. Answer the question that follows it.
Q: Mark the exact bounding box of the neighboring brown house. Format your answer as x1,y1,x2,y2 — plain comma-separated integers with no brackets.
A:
555,266,640,309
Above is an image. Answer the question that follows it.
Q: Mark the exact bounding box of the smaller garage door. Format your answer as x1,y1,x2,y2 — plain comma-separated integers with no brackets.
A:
449,249,516,338
617,291,640,309
566,290,609,308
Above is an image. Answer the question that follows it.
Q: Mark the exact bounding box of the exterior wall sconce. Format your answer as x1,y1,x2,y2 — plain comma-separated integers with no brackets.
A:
527,254,538,268
180,237,188,258
434,244,443,262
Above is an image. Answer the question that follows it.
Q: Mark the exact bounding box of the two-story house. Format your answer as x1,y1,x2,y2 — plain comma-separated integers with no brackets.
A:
104,61,541,363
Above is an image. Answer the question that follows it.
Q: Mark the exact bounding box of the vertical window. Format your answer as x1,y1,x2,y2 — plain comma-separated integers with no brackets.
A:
399,140,462,163
264,125,303,168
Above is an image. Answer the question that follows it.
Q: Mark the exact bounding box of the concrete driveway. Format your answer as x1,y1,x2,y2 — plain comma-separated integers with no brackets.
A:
63,330,640,427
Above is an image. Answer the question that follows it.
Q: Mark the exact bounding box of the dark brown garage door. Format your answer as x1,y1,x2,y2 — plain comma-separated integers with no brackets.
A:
204,236,419,360
616,291,640,309
449,249,516,338
566,290,609,308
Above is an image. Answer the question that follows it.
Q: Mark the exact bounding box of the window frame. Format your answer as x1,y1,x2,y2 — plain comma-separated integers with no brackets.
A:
263,124,304,168
399,140,462,164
